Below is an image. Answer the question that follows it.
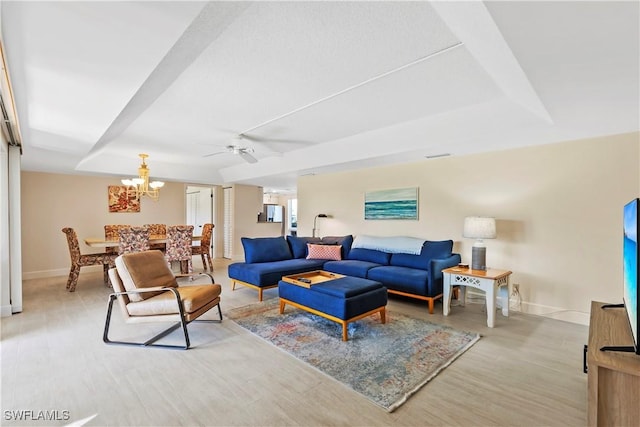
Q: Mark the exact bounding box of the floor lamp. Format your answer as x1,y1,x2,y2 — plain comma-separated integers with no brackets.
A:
312,214,327,238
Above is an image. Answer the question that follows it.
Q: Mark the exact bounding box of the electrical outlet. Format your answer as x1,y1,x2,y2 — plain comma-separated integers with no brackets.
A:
510,283,522,311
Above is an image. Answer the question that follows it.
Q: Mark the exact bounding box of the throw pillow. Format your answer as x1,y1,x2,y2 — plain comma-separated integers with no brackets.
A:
287,235,321,258
306,243,342,261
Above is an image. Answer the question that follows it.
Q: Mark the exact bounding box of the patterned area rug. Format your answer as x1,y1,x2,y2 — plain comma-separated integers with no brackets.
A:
227,299,480,412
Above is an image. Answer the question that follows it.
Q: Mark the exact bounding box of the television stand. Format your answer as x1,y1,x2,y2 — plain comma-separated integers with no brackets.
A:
600,345,636,353
601,303,624,309
587,301,640,426
598,303,637,352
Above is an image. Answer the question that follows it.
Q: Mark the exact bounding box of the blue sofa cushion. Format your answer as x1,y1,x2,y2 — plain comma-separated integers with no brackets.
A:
311,276,383,298
347,248,391,265
321,235,354,258
241,237,292,263
324,260,380,278
229,258,325,287
422,240,453,260
390,240,453,271
367,266,430,296
287,235,321,259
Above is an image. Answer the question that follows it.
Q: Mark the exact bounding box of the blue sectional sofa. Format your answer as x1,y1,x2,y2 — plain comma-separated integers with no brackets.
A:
228,235,460,313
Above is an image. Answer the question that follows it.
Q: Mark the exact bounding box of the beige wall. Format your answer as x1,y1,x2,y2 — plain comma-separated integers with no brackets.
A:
298,132,640,320
231,184,283,259
21,172,187,278
20,173,284,276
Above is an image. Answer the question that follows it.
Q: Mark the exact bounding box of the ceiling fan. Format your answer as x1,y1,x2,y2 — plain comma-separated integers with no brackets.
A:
203,135,258,164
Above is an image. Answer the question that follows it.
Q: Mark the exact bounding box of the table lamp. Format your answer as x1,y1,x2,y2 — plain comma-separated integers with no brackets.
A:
463,216,496,270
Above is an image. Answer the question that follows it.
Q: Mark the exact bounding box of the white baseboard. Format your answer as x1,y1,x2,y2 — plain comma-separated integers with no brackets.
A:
23,265,103,280
519,301,589,325
1,304,13,317
464,289,589,326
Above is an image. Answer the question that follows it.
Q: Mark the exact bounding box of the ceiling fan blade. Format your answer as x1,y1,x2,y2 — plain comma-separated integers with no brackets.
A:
203,151,228,158
241,133,307,145
239,151,258,164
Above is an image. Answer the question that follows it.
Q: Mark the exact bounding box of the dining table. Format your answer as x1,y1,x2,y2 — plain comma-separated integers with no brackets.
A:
84,235,202,248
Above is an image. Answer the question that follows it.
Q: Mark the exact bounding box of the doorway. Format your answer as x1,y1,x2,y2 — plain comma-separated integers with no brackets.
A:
186,186,213,253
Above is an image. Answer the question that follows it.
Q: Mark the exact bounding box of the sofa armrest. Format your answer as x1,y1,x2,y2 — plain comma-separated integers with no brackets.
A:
428,254,461,296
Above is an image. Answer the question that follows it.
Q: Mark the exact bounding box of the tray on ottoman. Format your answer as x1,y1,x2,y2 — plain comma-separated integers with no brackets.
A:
281,270,345,288
278,273,387,341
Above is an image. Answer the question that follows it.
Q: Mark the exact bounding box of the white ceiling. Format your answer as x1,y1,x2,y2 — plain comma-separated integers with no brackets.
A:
2,1,638,194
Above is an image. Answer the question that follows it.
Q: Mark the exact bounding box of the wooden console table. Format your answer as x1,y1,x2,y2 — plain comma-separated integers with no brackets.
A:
587,301,640,426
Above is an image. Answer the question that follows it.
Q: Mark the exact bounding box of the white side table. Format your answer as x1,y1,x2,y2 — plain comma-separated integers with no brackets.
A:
442,267,512,327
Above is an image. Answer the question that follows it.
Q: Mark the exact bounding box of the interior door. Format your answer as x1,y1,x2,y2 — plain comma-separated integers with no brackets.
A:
186,186,213,243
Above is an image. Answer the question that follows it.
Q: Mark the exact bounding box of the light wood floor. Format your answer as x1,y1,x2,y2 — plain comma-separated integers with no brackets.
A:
1,258,588,426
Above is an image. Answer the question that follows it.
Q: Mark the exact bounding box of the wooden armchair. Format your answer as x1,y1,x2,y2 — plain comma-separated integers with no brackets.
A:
104,250,222,349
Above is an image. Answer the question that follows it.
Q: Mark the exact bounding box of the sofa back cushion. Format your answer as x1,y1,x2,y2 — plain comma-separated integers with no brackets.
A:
422,240,453,260
347,248,391,265
390,240,453,271
241,237,292,263
321,235,353,258
287,235,321,258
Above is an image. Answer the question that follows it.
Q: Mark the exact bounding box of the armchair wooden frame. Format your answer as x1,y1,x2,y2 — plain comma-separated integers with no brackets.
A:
104,268,222,350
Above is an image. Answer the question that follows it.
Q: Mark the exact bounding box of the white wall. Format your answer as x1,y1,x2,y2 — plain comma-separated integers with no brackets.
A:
0,130,10,315
298,132,640,322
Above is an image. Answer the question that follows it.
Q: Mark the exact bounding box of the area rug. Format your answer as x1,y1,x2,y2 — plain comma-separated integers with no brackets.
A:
227,299,480,412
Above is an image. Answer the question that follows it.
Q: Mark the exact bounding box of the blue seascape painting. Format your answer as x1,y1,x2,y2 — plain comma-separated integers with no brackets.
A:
623,199,638,345
364,188,418,220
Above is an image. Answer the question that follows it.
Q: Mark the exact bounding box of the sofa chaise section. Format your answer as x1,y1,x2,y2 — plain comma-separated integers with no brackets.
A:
229,258,325,301
228,236,334,301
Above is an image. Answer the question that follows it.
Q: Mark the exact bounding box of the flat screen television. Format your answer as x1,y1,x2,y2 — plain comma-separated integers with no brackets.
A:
622,198,639,354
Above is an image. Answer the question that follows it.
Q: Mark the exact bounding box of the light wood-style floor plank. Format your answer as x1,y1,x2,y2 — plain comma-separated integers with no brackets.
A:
1,258,588,426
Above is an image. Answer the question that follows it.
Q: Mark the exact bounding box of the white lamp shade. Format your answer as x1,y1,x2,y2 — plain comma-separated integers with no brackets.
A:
463,216,497,239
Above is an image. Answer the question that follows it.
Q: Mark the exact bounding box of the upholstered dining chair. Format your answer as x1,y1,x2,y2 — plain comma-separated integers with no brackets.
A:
104,224,130,254
191,223,214,272
165,225,194,274
104,250,222,349
62,227,117,292
144,223,167,251
118,226,151,255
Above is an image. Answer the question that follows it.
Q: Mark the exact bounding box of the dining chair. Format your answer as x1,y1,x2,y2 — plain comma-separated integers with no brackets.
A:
118,226,151,255
62,227,117,292
144,223,167,251
165,225,194,274
191,223,214,272
104,224,130,254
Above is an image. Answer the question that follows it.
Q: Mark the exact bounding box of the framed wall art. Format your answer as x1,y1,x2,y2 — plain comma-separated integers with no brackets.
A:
364,187,418,220
108,185,140,213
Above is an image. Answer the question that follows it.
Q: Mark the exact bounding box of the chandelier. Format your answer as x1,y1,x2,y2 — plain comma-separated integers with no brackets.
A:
121,154,165,201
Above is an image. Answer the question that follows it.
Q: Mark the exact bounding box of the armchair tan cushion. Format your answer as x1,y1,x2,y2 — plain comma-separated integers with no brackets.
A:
126,285,222,316
115,250,178,302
